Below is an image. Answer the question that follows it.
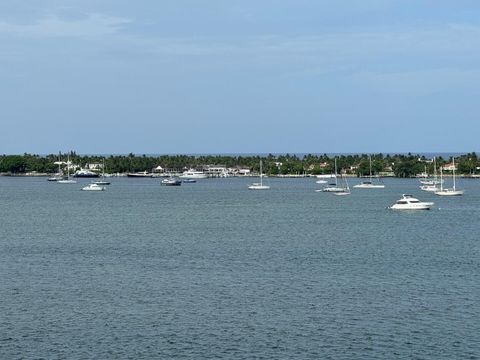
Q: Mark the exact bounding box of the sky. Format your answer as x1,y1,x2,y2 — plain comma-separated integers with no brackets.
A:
1,0,480,155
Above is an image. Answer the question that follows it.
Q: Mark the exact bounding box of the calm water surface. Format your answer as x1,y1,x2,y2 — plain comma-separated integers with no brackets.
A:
1,177,479,359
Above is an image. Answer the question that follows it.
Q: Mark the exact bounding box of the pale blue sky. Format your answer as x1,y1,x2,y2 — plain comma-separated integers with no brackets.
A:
1,1,479,154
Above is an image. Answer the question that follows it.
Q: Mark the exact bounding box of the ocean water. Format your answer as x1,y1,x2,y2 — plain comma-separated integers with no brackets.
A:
0,176,479,359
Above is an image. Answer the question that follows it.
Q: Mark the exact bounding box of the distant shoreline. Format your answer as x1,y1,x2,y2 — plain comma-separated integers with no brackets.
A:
1,152,478,178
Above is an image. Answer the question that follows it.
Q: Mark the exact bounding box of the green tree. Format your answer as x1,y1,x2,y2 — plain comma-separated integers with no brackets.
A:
0,155,28,173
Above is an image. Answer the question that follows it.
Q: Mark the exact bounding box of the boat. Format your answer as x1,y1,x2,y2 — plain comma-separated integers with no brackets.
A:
419,178,442,185
353,155,385,189
57,156,77,184
48,156,66,181
316,174,336,179
320,158,345,192
389,194,434,210
93,180,111,185
47,174,65,181
333,173,351,196
127,171,153,178
420,157,440,192
182,178,197,183
179,169,208,179
435,157,464,196
161,177,182,186
420,184,438,192
93,158,111,185
248,160,270,190
73,169,99,178
81,183,105,191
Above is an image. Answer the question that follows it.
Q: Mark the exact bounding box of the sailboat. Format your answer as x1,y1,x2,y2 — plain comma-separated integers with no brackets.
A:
248,160,270,190
420,157,440,192
435,157,464,196
57,155,77,184
93,158,111,185
318,158,345,192
47,153,65,181
353,155,385,189
333,172,351,196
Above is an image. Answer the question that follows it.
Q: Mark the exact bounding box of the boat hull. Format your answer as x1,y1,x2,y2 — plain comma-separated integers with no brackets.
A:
333,191,351,196
93,181,111,185
321,187,347,192
434,190,464,196
248,184,270,190
179,174,208,179
390,203,433,210
82,184,105,191
420,185,438,192
353,183,385,189
57,179,77,184
161,179,182,186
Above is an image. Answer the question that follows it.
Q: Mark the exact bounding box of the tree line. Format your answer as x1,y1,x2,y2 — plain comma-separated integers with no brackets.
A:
0,152,478,177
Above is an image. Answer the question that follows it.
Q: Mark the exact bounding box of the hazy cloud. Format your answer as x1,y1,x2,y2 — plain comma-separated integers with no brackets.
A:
0,13,133,38
351,68,480,95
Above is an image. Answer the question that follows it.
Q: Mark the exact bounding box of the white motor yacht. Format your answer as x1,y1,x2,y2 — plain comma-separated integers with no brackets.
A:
389,194,434,210
179,169,208,179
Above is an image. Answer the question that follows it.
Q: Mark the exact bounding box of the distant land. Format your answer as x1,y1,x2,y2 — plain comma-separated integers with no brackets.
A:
1,152,479,178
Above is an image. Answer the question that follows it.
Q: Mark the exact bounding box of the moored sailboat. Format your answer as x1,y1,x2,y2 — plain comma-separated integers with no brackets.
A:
353,155,385,189
435,157,464,196
248,160,270,190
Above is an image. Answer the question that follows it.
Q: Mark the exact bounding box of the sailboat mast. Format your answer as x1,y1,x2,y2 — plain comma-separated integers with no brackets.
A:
453,157,456,191
335,158,338,186
369,155,372,182
260,160,263,186
440,167,443,191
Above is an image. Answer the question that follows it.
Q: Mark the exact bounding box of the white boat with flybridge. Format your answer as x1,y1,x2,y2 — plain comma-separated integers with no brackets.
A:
389,194,434,210
353,155,385,189
248,160,270,190
81,183,106,191
434,157,464,196
179,169,208,179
